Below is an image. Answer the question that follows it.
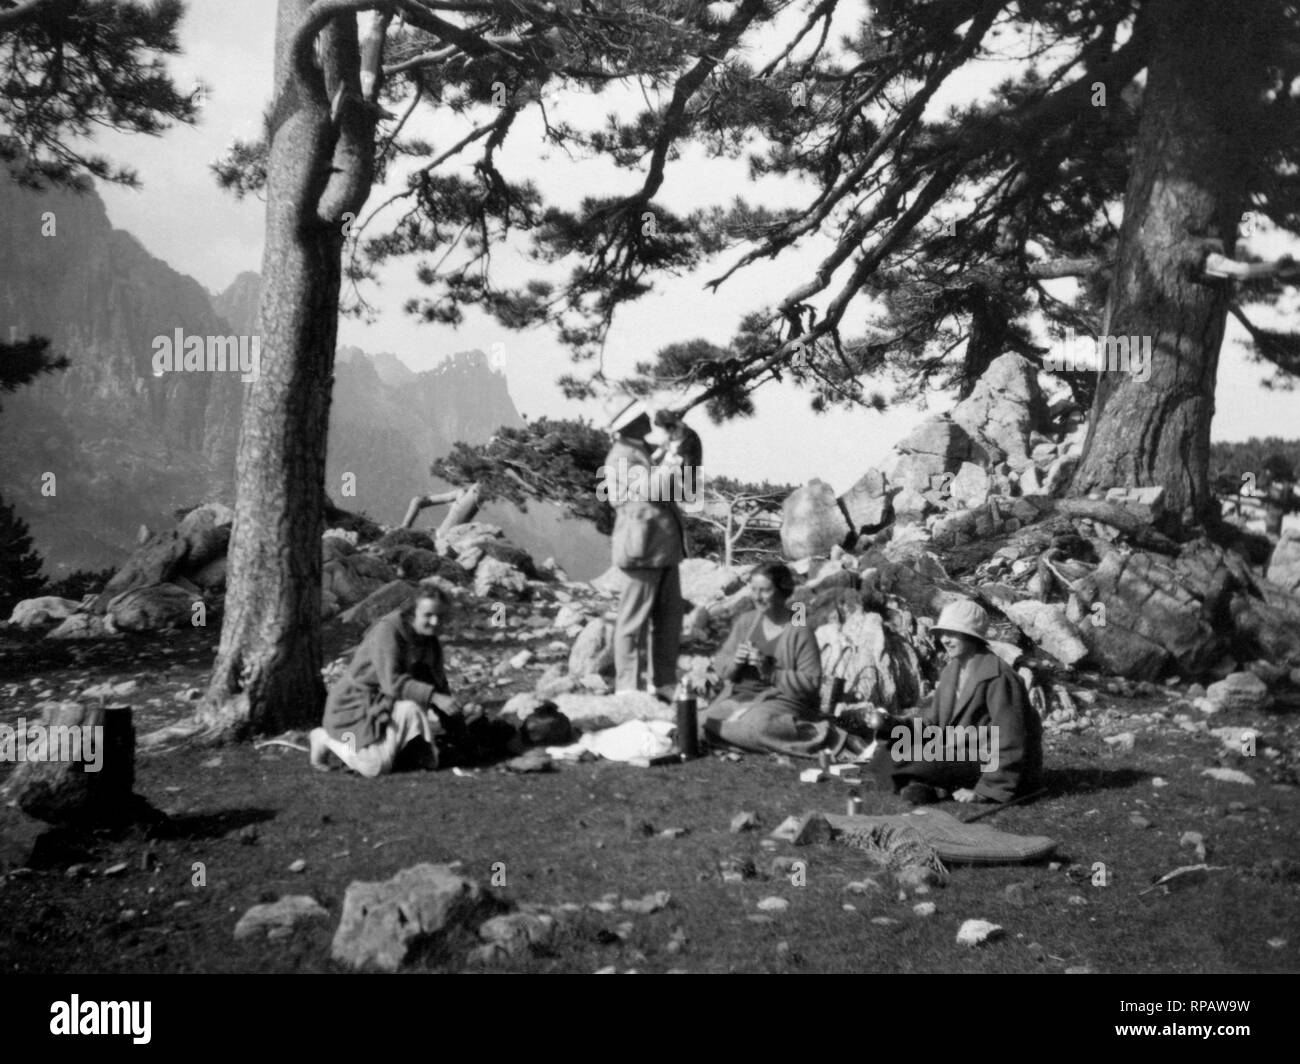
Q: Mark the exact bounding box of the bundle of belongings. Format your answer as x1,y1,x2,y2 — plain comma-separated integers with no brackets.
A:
777,807,1057,882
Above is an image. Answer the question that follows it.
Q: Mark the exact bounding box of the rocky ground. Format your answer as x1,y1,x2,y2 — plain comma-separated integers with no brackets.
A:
2,584,1298,974
4,350,1299,971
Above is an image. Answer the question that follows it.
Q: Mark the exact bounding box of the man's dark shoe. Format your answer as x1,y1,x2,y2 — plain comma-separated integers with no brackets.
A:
900,782,940,806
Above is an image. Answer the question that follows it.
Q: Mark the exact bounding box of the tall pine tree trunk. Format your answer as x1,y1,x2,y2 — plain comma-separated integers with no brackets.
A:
199,1,383,737
1069,0,1266,526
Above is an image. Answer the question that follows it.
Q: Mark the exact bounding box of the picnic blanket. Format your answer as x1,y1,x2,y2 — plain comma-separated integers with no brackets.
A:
825,807,1057,866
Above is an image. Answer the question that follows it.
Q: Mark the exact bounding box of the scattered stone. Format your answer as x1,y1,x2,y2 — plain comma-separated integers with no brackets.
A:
1103,732,1136,752
845,879,882,895
730,812,759,834
756,897,790,914
1179,831,1208,862
1003,881,1034,907
476,911,556,961
1202,767,1256,786
913,902,937,918
102,862,129,877
1129,813,1152,830
871,916,899,927
331,863,503,972
956,919,1003,947
234,896,329,941
1206,672,1272,714
621,891,671,915
288,859,307,874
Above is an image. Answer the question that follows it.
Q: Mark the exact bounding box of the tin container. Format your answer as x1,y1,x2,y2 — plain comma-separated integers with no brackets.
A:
675,693,699,759
847,795,862,815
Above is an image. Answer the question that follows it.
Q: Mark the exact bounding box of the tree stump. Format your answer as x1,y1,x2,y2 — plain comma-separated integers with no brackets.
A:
6,702,137,827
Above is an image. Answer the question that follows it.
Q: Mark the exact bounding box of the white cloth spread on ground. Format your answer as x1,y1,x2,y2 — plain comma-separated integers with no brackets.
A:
547,719,675,762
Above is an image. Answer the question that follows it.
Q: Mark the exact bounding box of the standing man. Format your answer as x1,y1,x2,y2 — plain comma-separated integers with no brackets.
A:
604,400,686,701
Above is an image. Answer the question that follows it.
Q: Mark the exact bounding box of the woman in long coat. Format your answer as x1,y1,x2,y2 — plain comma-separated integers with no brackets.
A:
869,598,1043,804
701,562,862,760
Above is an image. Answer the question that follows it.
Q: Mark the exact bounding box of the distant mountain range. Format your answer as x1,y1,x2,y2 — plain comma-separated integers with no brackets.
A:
0,176,607,580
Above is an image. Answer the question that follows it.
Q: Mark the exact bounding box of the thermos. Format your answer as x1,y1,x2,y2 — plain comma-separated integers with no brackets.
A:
674,683,699,759
827,676,847,715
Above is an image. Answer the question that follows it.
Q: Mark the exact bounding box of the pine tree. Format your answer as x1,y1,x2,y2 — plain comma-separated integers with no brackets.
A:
0,493,44,619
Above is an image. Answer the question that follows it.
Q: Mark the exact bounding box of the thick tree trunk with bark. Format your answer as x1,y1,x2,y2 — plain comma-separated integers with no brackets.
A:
200,0,381,737
1070,0,1268,526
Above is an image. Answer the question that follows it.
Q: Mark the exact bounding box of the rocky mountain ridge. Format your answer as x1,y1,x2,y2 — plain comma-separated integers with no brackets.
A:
0,176,605,578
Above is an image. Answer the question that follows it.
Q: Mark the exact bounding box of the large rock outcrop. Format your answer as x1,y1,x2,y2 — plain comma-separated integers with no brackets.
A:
781,480,851,560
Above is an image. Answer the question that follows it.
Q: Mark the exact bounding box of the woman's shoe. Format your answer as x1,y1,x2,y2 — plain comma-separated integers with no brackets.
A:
900,782,940,806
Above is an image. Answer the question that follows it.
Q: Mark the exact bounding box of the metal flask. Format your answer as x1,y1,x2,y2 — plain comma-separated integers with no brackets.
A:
674,687,699,759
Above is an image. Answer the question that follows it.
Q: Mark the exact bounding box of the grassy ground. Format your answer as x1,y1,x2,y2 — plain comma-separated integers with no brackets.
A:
2,617,1298,974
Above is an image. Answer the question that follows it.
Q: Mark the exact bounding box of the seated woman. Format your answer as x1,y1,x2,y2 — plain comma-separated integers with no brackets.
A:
701,561,866,760
867,598,1042,805
310,587,463,777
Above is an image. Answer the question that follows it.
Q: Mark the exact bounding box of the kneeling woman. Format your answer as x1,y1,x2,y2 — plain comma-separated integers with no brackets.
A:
701,562,862,760
869,598,1042,804
310,587,463,777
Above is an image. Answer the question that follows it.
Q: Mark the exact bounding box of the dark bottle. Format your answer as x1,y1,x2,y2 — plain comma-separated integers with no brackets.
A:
674,682,699,760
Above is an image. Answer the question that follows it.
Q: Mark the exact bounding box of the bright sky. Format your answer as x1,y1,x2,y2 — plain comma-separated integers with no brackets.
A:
92,0,1298,495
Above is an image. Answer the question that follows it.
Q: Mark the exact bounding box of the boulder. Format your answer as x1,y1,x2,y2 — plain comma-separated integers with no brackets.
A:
8,596,80,629
375,528,438,553
839,469,892,533
234,896,330,942
106,583,201,632
1042,453,1080,497
1017,465,1043,497
190,556,227,590
441,522,504,558
47,613,118,640
323,553,397,608
331,864,504,972
949,353,1048,471
322,534,357,563
884,418,987,494
1074,550,1223,677
175,502,234,570
1070,601,1171,681
1266,531,1300,595
568,618,615,678
678,558,744,607
339,580,419,627
379,545,441,581
474,557,529,600
948,462,991,510
781,480,852,560
891,486,933,517
480,540,537,579
1206,671,1272,713
816,610,926,709
1002,601,1088,666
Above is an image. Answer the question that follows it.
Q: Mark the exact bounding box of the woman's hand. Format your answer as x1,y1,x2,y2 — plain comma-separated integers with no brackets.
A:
429,692,462,716
736,641,759,666
952,788,978,803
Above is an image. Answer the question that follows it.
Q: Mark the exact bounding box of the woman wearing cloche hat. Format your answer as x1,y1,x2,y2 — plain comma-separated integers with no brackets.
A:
867,597,1043,806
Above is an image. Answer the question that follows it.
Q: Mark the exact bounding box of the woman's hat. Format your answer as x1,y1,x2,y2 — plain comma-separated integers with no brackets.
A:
931,599,990,643
607,398,651,437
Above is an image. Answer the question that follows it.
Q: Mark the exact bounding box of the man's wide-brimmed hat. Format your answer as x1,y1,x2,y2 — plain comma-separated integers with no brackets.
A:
607,398,651,437
931,599,990,643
